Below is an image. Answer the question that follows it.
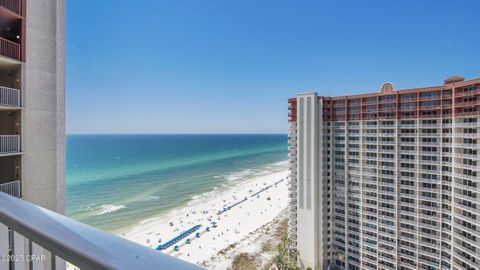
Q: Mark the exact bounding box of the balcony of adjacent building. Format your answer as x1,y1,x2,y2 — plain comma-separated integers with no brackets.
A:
0,154,20,197
289,197,297,207
0,1,24,62
0,0,23,16
451,244,478,270
0,61,21,108
0,110,20,156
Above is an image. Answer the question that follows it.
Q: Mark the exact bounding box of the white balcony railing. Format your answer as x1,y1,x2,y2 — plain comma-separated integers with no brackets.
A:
0,193,203,270
0,86,20,107
0,134,20,154
0,37,21,61
0,0,22,15
0,179,20,197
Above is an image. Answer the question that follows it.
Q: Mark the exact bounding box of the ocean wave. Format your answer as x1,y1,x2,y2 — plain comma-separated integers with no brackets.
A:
225,169,254,182
191,194,203,200
93,204,126,216
135,195,160,202
253,169,272,176
271,160,289,167
78,204,96,212
187,187,221,206
222,163,288,183
226,175,242,181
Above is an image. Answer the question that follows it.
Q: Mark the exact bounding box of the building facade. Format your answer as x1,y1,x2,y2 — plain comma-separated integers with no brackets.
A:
0,0,65,213
288,76,479,270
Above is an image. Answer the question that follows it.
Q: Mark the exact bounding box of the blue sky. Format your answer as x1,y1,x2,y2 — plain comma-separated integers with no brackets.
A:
67,0,480,134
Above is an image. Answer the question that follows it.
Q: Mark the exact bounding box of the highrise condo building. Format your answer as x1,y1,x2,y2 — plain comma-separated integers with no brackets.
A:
0,0,65,212
288,76,479,270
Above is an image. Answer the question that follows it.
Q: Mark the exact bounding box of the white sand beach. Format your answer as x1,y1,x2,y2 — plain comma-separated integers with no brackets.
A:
120,170,290,268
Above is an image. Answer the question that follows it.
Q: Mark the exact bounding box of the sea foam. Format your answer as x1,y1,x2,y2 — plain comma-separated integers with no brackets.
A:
93,204,126,216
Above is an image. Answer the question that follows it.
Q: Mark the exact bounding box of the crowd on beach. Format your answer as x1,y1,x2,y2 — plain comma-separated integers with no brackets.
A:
158,177,286,254
122,170,290,265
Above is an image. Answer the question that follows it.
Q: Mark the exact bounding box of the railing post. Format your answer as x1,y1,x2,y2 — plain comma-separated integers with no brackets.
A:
31,242,44,270
0,223,8,270
13,231,26,270
54,255,66,270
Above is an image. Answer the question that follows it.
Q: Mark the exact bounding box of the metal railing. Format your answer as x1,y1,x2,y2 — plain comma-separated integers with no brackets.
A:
0,180,20,198
0,193,203,270
0,0,22,15
0,86,20,107
0,135,20,154
0,37,21,61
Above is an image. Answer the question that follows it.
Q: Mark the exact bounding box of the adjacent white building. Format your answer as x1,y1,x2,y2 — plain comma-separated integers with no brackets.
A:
0,0,65,213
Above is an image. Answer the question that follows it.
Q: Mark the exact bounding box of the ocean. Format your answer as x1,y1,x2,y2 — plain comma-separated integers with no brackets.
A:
66,134,288,232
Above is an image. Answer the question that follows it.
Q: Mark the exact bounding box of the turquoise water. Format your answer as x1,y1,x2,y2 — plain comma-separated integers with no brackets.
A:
66,134,288,232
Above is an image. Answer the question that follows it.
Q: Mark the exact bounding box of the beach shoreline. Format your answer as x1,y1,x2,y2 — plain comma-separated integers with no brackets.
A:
119,169,290,268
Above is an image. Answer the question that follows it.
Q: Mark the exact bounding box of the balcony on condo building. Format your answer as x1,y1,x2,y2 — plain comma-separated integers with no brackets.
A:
0,154,20,197
0,108,21,198
0,58,21,108
0,110,20,154
0,0,24,62
0,85,19,107
0,0,23,16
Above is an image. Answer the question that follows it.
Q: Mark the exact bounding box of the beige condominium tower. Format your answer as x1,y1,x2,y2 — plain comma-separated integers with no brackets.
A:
288,76,479,270
0,0,65,213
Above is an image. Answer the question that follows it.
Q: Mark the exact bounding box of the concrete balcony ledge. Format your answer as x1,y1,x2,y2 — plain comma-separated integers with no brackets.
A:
0,193,203,270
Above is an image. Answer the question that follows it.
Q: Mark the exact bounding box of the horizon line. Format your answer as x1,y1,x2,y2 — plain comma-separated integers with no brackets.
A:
66,132,288,135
